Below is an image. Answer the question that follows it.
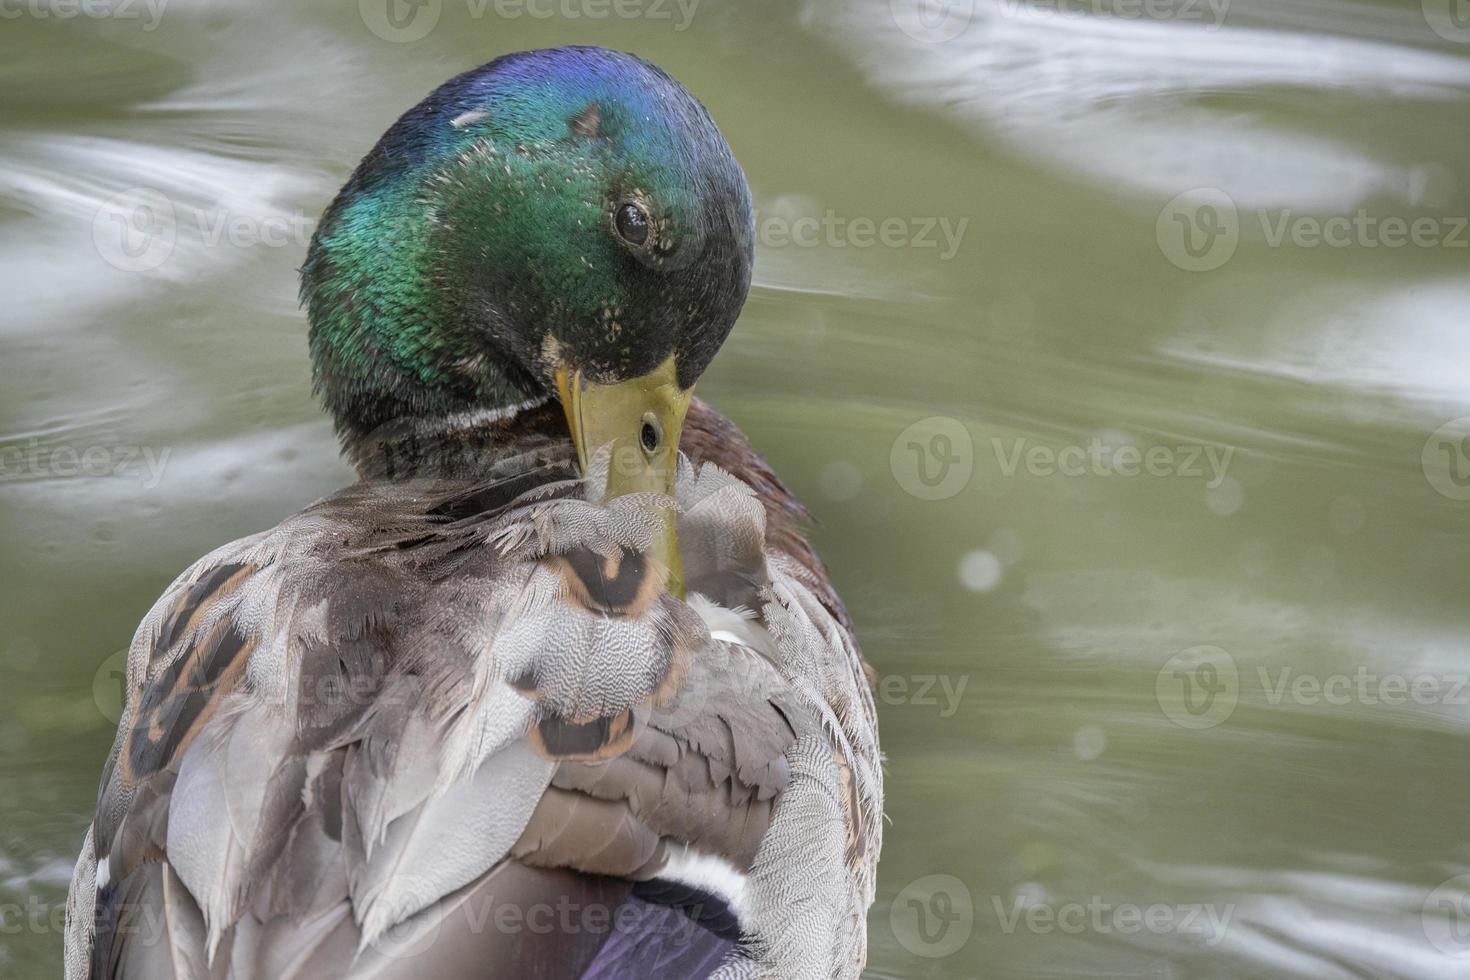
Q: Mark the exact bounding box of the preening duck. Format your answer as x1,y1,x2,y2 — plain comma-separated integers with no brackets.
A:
65,45,882,980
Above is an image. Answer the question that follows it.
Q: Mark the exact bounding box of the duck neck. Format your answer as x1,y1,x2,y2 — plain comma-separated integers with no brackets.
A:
303,183,548,471
344,396,575,481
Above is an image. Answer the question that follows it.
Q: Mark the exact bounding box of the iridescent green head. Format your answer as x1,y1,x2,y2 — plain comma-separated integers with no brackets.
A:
301,46,755,451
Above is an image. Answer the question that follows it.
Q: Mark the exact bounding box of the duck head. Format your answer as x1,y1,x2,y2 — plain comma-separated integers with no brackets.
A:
302,47,755,580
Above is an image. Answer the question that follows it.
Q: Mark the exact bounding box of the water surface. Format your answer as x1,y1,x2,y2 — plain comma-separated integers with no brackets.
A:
3,1,1470,976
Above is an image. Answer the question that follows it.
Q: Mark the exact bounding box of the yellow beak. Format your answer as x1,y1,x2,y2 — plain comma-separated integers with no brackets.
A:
555,354,692,598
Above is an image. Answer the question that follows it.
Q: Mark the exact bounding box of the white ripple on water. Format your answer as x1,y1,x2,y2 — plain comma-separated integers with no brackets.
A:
1157,278,1470,418
0,132,327,335
1022,567,1470,732
807,0,1470,210
1119,863,1470,979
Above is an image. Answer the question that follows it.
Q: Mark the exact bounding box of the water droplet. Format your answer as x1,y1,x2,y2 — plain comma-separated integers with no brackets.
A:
1206,477,1243,516
818,460,863,502
1073,725,1106,761
957,550,1003,592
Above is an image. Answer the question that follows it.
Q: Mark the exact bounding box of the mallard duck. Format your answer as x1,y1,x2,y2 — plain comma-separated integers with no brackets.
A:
64,46,881,980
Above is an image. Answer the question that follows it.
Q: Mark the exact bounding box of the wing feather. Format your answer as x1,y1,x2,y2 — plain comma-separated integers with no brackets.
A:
69,415,882,979
351,739,554,948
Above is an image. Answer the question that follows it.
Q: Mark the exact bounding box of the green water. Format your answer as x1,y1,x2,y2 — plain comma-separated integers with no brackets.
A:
3,0,1470,976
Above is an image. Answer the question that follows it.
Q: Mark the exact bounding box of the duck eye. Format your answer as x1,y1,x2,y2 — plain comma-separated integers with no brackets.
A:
640,415,660,454
614,203,649,246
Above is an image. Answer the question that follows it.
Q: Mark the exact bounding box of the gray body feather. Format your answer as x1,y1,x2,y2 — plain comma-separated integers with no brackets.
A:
66,409,881,979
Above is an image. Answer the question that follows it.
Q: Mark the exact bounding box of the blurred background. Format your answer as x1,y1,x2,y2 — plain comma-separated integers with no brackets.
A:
3,0,1470,976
